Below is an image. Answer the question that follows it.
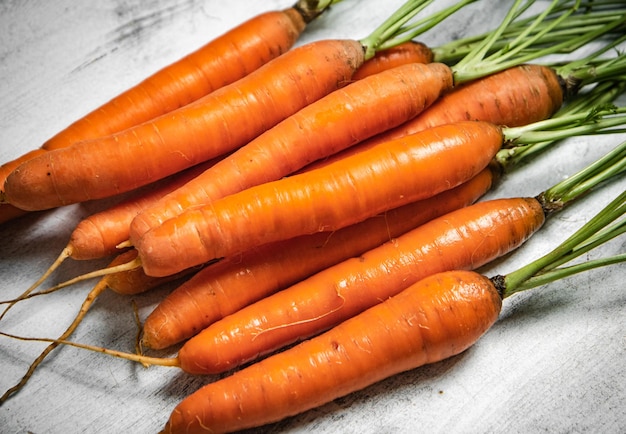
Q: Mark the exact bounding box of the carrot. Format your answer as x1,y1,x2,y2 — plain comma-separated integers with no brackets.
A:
141,168,496,350
351,40,434,79
302,40,626,172
177,195,545,375
128,60,454,238
128,1,625,238
133,101,626,278
11,185,622,431
0,0,337,203
161,188,625,433
0,157,223,323
1,0,454,211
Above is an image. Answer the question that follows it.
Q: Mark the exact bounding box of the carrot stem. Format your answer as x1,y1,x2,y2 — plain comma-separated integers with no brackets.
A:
519,252,626,290
358,0,434,59
500,190,626,297
502,106,626,145
541,140,626,205
375,0,478,52
452,0,626,84
432,4,625,63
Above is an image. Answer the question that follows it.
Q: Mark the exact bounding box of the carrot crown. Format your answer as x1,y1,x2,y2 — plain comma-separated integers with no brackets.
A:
496,77,626,169
495,188,626,298
293,0,345,23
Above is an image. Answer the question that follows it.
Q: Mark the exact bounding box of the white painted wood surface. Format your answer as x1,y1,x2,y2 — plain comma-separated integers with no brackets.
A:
0,1,624,433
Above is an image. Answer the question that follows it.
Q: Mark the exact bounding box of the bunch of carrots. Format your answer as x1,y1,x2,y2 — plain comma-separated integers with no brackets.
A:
1,0,625,432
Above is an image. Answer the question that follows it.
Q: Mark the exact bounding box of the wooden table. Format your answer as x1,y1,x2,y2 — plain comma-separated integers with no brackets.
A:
1,1,624,433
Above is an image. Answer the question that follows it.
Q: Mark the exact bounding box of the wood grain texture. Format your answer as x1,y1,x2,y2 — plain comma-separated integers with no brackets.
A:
0,1,624,433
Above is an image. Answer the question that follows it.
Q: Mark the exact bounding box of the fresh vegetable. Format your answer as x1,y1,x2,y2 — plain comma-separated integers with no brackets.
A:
132,106,626,277
302,36,626,171
0,1,338,223
141,168,496,349
1,0,452,211
162,185,625,433
129,0,619,238
172,137,626,375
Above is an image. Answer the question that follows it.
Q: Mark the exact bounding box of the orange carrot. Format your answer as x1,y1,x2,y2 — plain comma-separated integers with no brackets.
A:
164,270,503,433
133,95,626,279
351,40,434,79
162,184,626,433
134,120,503,277
302,64,564,171
0,204,29,225
2,37,364,211
2,0,447,211
0,158,220,317
142,168,495,350
128,61,454,238
0,2,319,196
176,196,544,374
130,3,610,238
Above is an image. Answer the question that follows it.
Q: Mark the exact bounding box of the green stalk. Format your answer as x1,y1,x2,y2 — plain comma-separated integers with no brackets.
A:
500,190,626,297
537,217,626,273
375,0,479,52
502,106,626,147
451,0,626,84
434,17,624,64
513,252,626,292
359,0,434,59
359,0,484,59
539,141,626,205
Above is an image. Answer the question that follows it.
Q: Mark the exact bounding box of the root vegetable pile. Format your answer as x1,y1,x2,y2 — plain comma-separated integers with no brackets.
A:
1,1,625,433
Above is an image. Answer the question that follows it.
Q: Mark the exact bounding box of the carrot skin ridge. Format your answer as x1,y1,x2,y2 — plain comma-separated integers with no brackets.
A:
163,270,502,433
302,64,564,172
129,61,453,239
4,39,365,211
135,121,504,277
177,196,544,375
142,168,495,350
